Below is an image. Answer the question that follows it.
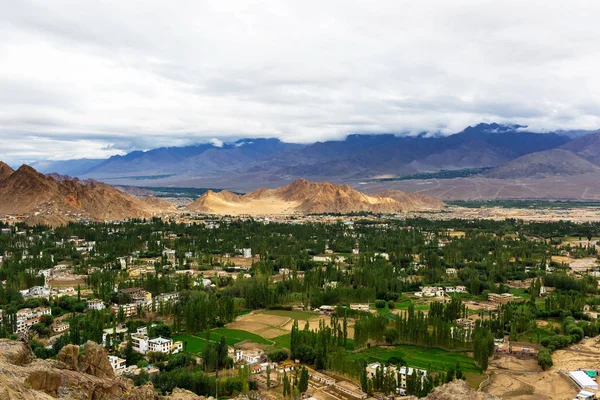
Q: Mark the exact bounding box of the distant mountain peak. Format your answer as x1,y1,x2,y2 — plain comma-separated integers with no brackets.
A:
465,122,527,134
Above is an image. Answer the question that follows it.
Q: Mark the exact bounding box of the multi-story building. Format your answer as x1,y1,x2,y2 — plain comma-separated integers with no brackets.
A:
111,303,138,318
87,299,105,310
156,292,179,304
15,307,51,333
366,363,427,390
488,293,515,304
148,337,173,353
119,287,152,303
52,321,69,333
233,348,264,365
108,355,126,374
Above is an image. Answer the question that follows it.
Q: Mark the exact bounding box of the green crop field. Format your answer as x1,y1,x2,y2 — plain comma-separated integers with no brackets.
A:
271,333,291,349
258,309,316,320
349,345,482,375
173,334,209,354
396,299,430,311
210,328,273,345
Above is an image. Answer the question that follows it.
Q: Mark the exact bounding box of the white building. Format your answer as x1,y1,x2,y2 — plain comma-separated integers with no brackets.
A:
102,324,128,346
350,304,370,312
241,248,252,258
366,363,427,390
52,322,69,333
569,371,599,390
234,348,264,365
87,299,105,310
148,337,173,353
16,307,51,333
156,292,180,304
20,285,50,299
108,355,126,374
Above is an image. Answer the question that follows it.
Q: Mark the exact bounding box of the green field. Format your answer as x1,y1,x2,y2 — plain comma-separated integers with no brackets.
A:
271,333,291,349
210,328,273,346
174,328,273,353
396,299,430,311
173,334,209,354
349,345,482,375
259,309,316,320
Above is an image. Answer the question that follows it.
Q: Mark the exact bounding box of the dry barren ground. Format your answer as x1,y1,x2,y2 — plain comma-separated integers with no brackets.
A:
226,311,355,340
484,337,600,399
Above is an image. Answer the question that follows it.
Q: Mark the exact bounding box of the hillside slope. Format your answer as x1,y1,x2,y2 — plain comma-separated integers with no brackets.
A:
486,149,600,179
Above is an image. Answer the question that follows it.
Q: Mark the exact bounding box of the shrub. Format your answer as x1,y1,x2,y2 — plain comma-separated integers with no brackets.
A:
538,348,553,370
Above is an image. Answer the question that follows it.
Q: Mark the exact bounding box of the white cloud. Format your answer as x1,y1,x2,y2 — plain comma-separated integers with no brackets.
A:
1,0,599,163
210,138,224,148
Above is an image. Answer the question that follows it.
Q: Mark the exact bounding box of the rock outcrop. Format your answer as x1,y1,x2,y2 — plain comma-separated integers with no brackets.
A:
56,343,79,370
79,341,115,379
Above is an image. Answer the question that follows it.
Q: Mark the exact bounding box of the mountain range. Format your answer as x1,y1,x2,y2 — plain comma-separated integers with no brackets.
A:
0,163,443,223
25,123,600,199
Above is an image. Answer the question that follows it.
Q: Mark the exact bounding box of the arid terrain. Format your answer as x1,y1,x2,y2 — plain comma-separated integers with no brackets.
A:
484,337,600,399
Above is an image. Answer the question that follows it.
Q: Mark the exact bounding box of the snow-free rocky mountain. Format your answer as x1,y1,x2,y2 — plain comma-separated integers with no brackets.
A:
33,124,575,183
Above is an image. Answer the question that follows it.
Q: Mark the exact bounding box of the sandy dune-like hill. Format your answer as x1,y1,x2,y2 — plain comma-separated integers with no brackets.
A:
373,189,446,211
186,178,444,215
0,163,172,223
142,196,178,211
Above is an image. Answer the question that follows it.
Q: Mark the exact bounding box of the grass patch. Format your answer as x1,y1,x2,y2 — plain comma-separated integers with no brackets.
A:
259,309,316,320
211,328,272,346
173,334,209,354
349,345,482,375
464,372,487,389
396,299,429,311
509,288,530,299
271,333,291,349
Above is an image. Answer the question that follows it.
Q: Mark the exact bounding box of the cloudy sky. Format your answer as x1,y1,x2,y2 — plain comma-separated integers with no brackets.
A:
1,0,599,163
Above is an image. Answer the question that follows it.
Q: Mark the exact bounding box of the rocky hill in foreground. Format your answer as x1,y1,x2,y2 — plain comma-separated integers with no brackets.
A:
0,339,208,400
0,163,173,224
186,178,445,215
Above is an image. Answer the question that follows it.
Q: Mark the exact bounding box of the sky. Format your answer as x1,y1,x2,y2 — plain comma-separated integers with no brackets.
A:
1,0,600,163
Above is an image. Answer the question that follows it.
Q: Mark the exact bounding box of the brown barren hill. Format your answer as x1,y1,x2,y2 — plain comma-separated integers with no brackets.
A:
0,163,172,223
186,178,444,215
0,161,14,180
